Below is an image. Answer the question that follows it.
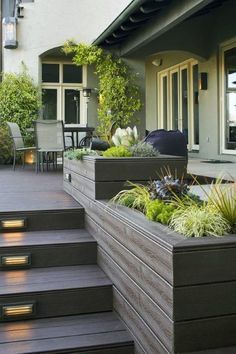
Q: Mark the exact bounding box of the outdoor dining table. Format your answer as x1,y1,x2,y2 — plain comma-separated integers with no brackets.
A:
63,126,95,148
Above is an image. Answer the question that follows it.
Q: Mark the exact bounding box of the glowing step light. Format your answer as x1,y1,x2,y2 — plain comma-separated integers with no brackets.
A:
1,302,36,321
0,218,26,230
0,254,31,269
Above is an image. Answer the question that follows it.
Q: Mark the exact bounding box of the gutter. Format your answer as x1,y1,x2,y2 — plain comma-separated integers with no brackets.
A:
93,0,147,45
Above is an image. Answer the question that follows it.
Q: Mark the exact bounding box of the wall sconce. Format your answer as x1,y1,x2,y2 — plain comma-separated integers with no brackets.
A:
199,72,208,90
2,17,18,49
152,58,163,67
82,88,92,98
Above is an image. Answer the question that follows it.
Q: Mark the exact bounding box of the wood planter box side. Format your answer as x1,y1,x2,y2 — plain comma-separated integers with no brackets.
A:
64,155,187,199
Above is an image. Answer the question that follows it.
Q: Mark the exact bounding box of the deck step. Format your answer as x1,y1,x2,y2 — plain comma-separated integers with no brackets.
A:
0,312,134,353
0,229,97,268
0,265,112,321
0,208,84,232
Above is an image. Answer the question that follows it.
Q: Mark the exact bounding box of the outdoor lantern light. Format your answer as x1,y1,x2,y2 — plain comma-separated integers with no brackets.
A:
82,88,92,98
199,72,208,90
2,17,18,49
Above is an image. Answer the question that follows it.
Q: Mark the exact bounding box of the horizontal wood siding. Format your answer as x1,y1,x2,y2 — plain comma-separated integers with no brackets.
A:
64,178,236,353
64,156,187,182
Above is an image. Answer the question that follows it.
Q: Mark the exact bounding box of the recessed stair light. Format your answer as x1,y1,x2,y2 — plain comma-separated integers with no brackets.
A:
0,218,26,230
0,254,31,269
1,302,36,321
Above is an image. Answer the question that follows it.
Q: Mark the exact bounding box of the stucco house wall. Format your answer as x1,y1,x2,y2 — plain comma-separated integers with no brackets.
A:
144,0,236,161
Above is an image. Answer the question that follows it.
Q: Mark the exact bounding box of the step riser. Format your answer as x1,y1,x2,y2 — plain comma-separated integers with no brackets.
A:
0,210,84,232
0,243,97,269
60,346,134,354
0,287,112,321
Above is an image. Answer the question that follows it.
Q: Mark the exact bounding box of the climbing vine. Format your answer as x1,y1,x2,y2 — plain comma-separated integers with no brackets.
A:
63,41,141,138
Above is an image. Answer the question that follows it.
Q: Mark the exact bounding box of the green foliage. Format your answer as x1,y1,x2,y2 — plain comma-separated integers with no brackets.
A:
129,142,159,157
0,70,41,136
63,42,141,138
146,199,174,225
64,148,97,160
169,204,230,237
111,182,150,213
204,179,236,233
102,146,132,157
0,125,12,164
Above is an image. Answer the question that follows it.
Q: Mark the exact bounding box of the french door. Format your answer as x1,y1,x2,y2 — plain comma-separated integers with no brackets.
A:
158,59,199,150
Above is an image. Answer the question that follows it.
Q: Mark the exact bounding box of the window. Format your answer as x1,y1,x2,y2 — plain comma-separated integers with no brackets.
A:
41,62,85,125
157,59,199,151
220,42,236,153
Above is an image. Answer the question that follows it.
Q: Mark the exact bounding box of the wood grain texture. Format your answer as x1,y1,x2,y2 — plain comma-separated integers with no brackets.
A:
0,229,97,268
0,209,84,231
86,214,173,318
97,246,173,352
113,288,169,354
64,155,187,182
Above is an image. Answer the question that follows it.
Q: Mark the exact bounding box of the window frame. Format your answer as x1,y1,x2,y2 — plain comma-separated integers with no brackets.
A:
219,38,236,155
41,61,87,125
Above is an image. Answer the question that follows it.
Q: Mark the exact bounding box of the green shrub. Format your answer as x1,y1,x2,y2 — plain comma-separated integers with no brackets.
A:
63,42,141,139
129,142,159,157
103,146,132,157
0,70,41,136
169,204,230,237
0,126,12,164
146,199,174,225
64,148,97,160
206,179,236,233
112,182,150,213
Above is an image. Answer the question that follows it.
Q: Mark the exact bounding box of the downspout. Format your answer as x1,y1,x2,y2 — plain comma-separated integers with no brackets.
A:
93,0,147,45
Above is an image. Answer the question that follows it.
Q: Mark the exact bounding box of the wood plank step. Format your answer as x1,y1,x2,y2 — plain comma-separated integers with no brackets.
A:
0,229,97,268
0,265,112,319
0,312,133,354
0,208,84,232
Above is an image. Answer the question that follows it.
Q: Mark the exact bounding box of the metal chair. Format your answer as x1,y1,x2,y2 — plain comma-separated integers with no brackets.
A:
34,120,65,172
6,122,36,170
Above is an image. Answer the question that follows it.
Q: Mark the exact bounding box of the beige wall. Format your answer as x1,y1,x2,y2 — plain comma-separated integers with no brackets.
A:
2,0,131,80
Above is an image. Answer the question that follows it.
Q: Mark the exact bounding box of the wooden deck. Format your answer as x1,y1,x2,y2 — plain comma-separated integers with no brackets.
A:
0,165,79,212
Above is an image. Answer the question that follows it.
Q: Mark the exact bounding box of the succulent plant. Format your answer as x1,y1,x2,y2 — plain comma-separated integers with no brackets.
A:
129,142,159,157
102,146,132,157
64,148,97,160
148,175,189,201
112,126,139,147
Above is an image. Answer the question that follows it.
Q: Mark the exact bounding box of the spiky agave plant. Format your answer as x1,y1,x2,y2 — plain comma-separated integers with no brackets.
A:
148,175,189,201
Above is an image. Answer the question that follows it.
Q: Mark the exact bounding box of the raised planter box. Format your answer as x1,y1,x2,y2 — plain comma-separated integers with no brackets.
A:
64,177,236,354
64,155,187,200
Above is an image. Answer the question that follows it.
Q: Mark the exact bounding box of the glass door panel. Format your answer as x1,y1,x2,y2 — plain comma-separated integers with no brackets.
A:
64,89,80,124
42,89,58,120
170,70,179,130
161,74,168,129
180,67,188,143
192,64,199,146
224,47,236,150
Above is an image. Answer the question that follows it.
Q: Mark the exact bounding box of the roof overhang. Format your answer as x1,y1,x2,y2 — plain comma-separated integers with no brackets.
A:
93,0,227,56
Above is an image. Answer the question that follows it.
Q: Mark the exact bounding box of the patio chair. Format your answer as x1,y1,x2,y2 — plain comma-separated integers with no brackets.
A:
34,120,65,172
6,121,36,170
